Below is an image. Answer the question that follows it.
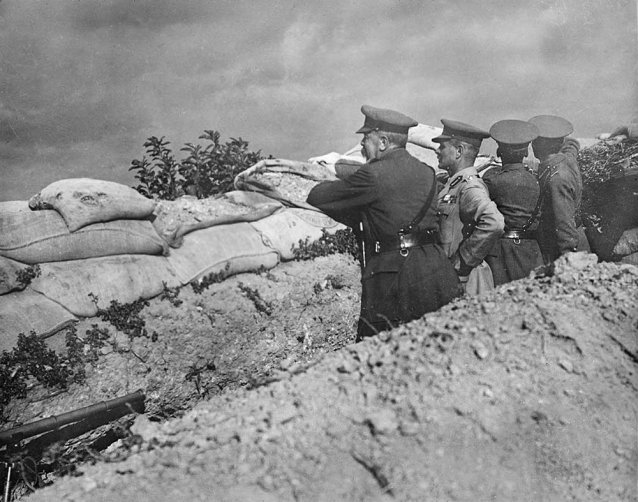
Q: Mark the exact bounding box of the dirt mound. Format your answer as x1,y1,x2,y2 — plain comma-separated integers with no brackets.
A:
27,254,638,502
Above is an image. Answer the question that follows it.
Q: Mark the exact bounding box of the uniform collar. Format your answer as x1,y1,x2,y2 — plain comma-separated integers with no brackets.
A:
369,147,407,164
448,165,478,184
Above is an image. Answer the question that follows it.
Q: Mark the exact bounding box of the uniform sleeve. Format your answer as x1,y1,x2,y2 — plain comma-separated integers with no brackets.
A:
547,174,579,255
559,138,580,162
457,184,505,268
306,165,379,227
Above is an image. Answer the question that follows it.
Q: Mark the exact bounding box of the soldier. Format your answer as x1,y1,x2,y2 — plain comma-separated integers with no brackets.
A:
307,105,460,341
483,120,544,285
528,115,590,263
433,119,504,295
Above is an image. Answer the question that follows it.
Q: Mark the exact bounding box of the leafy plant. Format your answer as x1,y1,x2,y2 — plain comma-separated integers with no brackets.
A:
159,281,182,307
238,282,273,316
16,264,41,288
129,136,181,200
0,332,86,419
129,130,266,200
88,294,155,341
292,228,360,262
191,263,232,294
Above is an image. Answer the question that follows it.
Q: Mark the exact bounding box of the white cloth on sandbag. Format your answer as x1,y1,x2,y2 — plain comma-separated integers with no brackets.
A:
0,201,167,264
165,222,279,284
234,159,337,209
29,255,181,317
28,178,156,232
250,208,346,261
152,192,282,248
0,288,77,352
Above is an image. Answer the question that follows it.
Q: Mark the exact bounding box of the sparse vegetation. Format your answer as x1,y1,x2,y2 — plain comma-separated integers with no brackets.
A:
292,228,360,262
238,282,273,316
0,331,86,419
191,263,232,294
16,264,41,288
129,131,266,200
89,294,156,341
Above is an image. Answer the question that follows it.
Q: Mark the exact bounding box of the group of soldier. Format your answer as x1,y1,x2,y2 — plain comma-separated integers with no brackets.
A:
307,105,588,341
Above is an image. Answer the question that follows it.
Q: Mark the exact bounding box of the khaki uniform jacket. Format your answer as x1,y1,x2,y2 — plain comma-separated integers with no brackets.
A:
437,166,504,268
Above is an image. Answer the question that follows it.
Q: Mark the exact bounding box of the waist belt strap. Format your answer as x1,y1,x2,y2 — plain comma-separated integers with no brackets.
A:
374,229,439,254
502,229,537,240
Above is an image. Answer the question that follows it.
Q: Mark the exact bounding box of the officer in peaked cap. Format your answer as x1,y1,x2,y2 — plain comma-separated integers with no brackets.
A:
481,119,544,285
307,105,460,341
433,119,504,296
356,105,418,134
529,115,590,263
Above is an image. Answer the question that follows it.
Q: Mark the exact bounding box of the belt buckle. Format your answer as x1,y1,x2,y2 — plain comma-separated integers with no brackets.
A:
398,232,409,257
374,241,380,253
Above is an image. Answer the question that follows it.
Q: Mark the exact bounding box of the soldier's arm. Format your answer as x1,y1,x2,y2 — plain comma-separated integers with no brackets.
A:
559,138,580,161
547,176,580,255
307,166,378,227
457,185,505,268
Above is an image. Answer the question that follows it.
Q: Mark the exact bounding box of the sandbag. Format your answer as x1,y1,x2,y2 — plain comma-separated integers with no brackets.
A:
152,192,282,247
28,178,156,232
29,255,181,317
250,208,346,261
166,222,280,284
613,227,638,257
0,289,77,352
0,256,28,295
0,201,167,264
234,159,337,208
620,252,638,266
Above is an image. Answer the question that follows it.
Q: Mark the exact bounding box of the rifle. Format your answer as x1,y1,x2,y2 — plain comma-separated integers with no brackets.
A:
1,390,145,501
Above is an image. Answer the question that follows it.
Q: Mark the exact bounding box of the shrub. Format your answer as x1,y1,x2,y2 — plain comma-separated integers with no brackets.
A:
129,130,266,200
292,228,361,263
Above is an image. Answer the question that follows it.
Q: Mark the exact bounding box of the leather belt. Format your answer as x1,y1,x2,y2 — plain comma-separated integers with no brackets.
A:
502,229,537,240
373,229,439,256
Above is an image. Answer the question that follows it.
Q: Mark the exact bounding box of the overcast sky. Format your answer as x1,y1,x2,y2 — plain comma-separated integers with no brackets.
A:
1,0,636,201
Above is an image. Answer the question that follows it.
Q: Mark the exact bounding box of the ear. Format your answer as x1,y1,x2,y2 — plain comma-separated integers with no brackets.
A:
454,143,464,159
378,134,389,150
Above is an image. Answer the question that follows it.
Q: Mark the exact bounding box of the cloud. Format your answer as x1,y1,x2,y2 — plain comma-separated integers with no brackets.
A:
0,0,636,201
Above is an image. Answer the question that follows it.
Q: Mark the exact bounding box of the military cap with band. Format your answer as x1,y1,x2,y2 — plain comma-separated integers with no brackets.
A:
432,119,490,148
355,105,418,135
528,115,573,139
489,119,539,149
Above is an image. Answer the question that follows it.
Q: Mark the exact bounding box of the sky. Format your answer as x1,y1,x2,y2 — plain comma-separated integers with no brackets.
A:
0,0,636,201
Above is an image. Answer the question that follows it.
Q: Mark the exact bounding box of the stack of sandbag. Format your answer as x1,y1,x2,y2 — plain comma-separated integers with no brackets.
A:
0,179,166,349
1,174,351,350
233,159,347,260
579,138,638,263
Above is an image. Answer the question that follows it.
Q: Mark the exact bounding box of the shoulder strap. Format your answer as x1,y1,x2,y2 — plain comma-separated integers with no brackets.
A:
402,169,438,233
521,178,544,232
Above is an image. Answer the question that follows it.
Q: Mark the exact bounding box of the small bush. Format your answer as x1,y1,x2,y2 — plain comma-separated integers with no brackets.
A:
16,264,41,288
0,331,87,419
89,294,153,341
238,282,273,316
292,228,360,262
191,263,232,294
129,130,266,200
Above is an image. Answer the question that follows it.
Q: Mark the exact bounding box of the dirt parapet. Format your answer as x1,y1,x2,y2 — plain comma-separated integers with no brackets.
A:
29,254,638,502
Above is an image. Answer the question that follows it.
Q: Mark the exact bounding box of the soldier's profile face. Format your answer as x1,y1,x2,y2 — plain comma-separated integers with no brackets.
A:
436,140,456,171
361,131,381,161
